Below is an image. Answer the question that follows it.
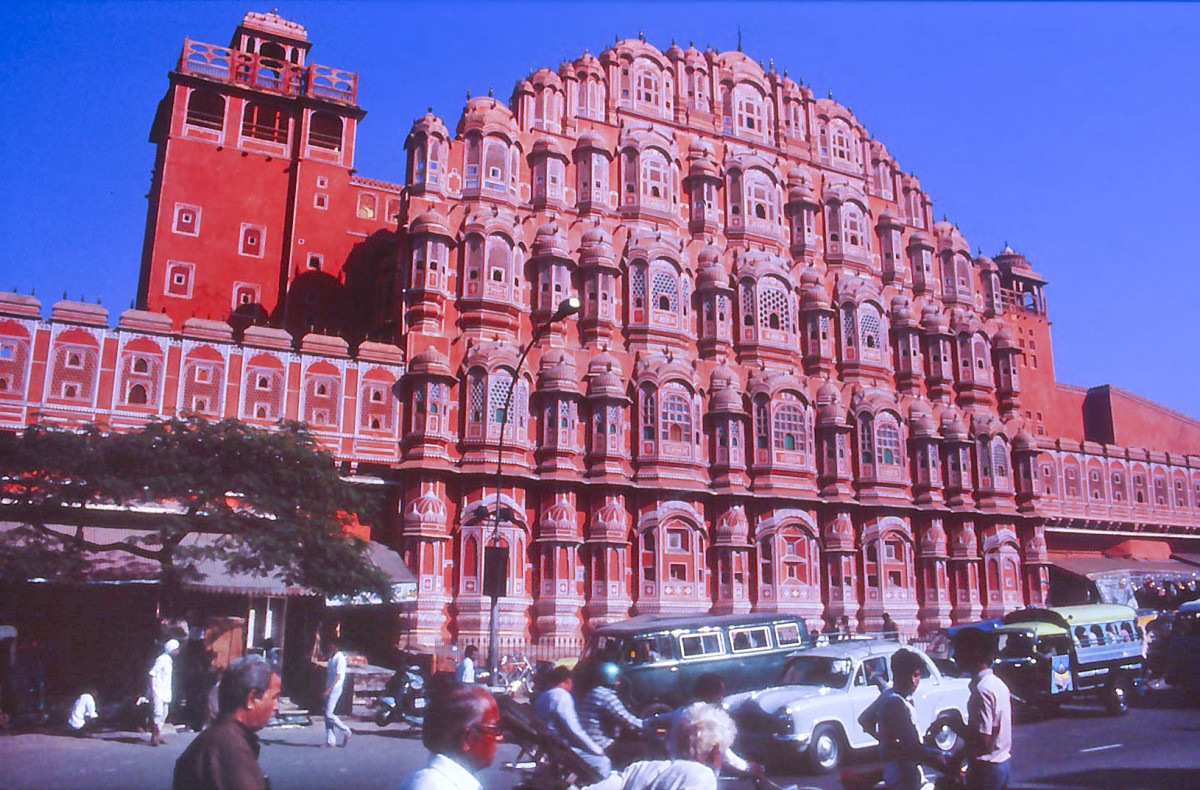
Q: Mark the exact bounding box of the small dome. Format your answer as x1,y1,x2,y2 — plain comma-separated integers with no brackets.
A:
991,328,1016,350
575,130,607,150
532,220,570,258
995,244,1030,270
587,353,625,398
666,42,685,61
531,136,566,158
877,208,901,227
408,110,448,140
907,230,934,249
540,496,576,533
538,355,579,393
573,50,603,75
409,209,450,236
1013,429,1037,452
697,245,721,267
908,401,938,437
940,408,967,440
408,346,451,376
404,487,448,527
890,296,917,327
698,262,727,289
921,305,949,333
581,224,611,246
711,386,743,413
715,506,749,545
591,500,627,533
689,139,716,158
975,254,997,271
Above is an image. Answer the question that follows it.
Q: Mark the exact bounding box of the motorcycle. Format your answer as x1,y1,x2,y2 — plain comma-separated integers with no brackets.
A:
374,664,426,728
496,694,604,790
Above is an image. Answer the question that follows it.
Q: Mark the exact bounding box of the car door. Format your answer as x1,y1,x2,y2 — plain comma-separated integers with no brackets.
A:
911,653,941,733
847,656,889,747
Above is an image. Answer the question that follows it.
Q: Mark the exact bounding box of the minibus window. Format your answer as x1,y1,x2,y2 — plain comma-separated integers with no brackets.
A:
775,622,802,646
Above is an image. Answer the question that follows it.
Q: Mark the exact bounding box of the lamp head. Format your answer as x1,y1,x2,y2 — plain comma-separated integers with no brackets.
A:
550,296,582,323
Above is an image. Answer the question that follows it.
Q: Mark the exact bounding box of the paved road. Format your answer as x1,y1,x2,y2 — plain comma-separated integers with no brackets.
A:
1,691,1197,789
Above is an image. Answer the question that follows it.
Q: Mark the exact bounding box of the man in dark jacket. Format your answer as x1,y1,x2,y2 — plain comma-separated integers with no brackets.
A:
173,655,281,790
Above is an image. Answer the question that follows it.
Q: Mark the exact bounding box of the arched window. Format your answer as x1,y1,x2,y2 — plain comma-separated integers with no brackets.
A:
754,398,770,449
773,400,805,452
859,304,883,361
483,139,507,191
127,384,148,405
641,149,669,205
640,388,656,441
843,204,866,248
758,283,787,331
661,392,692,443
650,268,678,314
634,69,660,112
186,90,225,131
241,101,288,143
309,112,343,151
859,414,874,465
877,419,901,466
132,358,149,374
735,87,764,134
992,441,1009,478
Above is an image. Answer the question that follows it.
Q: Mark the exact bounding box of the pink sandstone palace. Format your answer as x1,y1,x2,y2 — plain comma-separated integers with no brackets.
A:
2,13,1198,656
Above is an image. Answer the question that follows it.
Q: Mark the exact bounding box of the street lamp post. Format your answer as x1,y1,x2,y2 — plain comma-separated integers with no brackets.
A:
485,296,581,682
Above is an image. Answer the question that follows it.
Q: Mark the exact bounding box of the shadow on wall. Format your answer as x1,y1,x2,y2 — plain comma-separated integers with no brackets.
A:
276,229,399,344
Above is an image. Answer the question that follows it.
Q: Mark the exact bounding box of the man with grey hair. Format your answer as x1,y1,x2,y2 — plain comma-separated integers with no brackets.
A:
173,654,281,790
583,702,737,790
398,683,504,790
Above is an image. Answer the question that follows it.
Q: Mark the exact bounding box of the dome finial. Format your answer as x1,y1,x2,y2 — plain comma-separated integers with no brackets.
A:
737,26,743,52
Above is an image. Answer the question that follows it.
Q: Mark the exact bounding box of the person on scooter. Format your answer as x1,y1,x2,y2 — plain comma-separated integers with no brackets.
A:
533,665,610,776
858,648,950,790
579,662,646,769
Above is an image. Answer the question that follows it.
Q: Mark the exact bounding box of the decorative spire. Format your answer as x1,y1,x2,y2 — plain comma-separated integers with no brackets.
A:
737,26,743,52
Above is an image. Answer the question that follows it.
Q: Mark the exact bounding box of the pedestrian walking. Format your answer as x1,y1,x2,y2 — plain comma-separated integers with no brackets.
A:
882,613,900,641
953,628,1012,790
149,639,181,746
173,654,281,790
397,683,503,790
455,645,478,684
322,637,351,747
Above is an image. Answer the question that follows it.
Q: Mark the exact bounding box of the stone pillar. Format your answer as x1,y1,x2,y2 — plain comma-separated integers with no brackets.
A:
532,491,584,656
822,510,859,632
712,505,751,615
917,516,952,635
1021,523,1050,607
582,493,633,631
980,523,1025,619
399,478,452,650
949,518,982,624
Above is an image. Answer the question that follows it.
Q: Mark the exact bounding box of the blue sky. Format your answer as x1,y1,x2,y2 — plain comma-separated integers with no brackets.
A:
1,2,1198,418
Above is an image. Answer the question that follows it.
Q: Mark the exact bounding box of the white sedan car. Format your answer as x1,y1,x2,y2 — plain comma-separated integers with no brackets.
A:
725,640,969,773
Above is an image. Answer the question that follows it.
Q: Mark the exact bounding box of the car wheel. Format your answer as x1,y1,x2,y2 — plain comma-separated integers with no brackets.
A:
374,708,391,727
807,724,844,773
1104,678,1130,715
930,716,960,751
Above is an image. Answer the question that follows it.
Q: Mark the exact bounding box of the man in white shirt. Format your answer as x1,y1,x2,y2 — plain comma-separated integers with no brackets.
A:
583,702,737,790
398,684,503,790
456,645,478,684
533,665,610,777
322,637,352,747
149,639,181,746
953,628,1013,790
67,689,98,735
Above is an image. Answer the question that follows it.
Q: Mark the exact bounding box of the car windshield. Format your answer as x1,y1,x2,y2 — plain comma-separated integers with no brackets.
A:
782,656,854,688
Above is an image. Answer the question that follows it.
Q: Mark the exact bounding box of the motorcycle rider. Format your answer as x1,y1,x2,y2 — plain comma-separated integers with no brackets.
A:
858,648,949,790
533,665,610,776
579,662,646,768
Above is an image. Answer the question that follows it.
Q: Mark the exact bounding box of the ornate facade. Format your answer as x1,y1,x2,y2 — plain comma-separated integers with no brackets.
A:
3,14,1199,656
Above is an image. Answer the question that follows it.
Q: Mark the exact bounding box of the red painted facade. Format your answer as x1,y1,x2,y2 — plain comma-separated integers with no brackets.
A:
3,14,1199,656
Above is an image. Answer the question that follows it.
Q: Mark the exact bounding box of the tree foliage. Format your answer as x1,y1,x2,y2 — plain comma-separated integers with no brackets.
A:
0,417,391,599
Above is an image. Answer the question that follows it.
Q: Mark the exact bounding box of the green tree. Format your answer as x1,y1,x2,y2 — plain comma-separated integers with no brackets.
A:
0,417,391,599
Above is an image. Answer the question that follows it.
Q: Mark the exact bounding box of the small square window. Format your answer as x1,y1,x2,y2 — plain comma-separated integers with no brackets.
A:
307,254,323,271
192,397,208,412
240,225,265,257
165,262,194,298
194,366,211,383
316,176,328,188
356,194,377,220
669,563,687,581
173,204,200,236
256,375,271,390
314,193,328,210
63,383,79,398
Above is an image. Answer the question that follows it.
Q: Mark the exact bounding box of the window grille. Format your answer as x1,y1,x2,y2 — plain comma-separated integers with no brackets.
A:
773,403,805,451
877,420,901,465
759,287,791,332
661,393,692,442
651,271,677,312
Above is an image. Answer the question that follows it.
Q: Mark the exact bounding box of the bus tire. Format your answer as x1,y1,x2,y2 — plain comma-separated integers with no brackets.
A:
1104,677,1131,715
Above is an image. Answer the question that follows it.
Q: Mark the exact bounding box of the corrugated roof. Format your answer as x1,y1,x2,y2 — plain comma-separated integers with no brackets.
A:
1048,554,1200,579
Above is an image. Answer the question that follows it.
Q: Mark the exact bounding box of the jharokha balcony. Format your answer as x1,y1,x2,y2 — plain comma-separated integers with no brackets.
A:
178,39,358,105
